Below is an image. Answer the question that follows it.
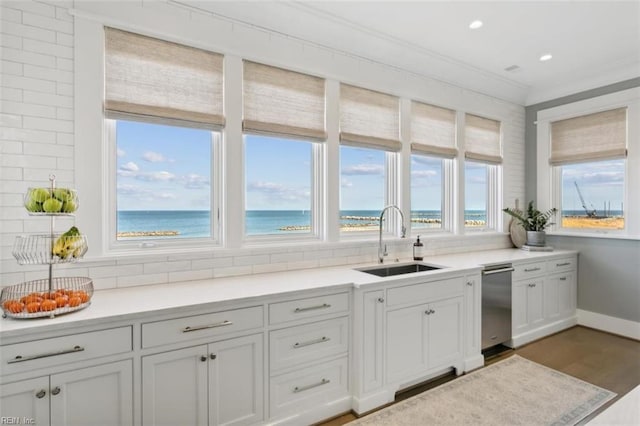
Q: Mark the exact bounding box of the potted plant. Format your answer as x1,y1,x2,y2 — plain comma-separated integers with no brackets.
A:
503,201,557,247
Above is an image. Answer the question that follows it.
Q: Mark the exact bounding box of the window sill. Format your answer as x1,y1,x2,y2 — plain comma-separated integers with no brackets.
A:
546,231,639,241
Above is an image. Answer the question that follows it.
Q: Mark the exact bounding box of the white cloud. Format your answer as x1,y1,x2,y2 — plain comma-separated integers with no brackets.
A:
116,184,176,201
341,164,384,176
412,170,437,178
135,171,175,182
180,173,210,189
247,181,309,202
116,148,126,157
120,161,139,172
142,151,167,163
341,178,353,188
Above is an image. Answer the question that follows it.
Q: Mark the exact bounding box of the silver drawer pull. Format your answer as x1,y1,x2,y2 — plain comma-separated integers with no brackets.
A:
7,345,84,364
182,320,233,333
293,336,330,349
293,378,330,393
482,267,515,276
559,277,567,281
524,267,541,272
294,303,331,313
556,262,571,267
528,283,537,288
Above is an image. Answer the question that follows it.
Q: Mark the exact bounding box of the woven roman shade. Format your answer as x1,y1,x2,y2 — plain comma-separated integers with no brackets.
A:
104,27,224,128
411,101,458,158
550,107,627,165
243,61,326,140
339,84,401,152
465,114,502,163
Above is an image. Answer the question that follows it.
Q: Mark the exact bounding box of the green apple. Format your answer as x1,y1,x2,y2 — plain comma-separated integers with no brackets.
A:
25,199,43,212
62,200,77,213
53,188,73,201
30,188,50,203
42,197,63,213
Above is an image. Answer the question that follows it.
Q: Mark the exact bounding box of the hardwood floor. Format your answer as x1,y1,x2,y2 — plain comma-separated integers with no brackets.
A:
319,326,640,425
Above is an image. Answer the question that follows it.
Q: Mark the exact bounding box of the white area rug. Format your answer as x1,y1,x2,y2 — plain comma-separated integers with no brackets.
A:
350,355,616,426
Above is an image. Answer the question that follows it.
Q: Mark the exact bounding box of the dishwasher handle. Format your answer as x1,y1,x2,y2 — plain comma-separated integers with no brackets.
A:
482,267,515,276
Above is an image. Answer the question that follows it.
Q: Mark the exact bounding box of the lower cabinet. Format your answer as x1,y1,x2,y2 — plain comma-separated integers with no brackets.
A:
1,359,133,426
544,272,576,320
512,278,545,335
386,296,463,384
142,334,263,426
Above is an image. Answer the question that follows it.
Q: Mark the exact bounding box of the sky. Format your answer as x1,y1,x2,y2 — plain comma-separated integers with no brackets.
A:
116,120,623,214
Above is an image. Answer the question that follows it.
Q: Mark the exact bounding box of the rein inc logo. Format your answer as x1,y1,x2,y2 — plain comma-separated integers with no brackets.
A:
1,418,35,425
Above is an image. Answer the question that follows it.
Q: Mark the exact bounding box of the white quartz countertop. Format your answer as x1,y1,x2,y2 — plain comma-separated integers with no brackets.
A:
0,248,577,339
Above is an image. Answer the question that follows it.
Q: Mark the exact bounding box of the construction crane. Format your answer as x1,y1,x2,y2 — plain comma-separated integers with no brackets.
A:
574,181,597,217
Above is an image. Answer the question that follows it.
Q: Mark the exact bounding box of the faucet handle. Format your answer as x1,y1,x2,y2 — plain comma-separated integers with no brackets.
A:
401,225,406,238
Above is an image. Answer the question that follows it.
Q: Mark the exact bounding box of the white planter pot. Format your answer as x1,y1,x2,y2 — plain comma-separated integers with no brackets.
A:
526,231,546,247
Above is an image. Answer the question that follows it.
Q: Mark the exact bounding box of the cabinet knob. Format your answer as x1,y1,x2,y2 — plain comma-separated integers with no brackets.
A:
466,281,473,286
377,297,384,303
200,355,207,362
430,309,435,314
36,389,46,399
425,309,435,315
51,386,61,396
210,354,217,360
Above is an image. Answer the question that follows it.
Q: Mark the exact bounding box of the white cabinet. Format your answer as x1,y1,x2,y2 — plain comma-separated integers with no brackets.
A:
510,255,578,347
386,296,463,384
352,275,468,415
1,360,133,426
463,274,483,371
142,333,263,426
512,278,545,335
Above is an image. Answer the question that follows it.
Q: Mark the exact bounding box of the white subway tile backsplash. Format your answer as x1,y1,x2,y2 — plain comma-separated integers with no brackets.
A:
169,269,214,282
0,167,22,180
6,1,56,17
22,11,73,34
0,33,22,49
144,260,192,274
23,116,72,132
117,272,168,288
3,100,57,118
0,87,23,102
212,265,253,279
24,63,73,83
233,254,270,267
0,46,56,68
1,60,24,75
3,74,56,93
24,89,73,107
0,6,22,23
1,21,57,42
270,251,304,263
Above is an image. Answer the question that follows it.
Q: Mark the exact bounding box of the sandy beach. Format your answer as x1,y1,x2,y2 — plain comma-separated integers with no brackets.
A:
562,216,624,230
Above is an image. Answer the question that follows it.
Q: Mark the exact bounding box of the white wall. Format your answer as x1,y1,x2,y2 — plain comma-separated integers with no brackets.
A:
1,1,525,291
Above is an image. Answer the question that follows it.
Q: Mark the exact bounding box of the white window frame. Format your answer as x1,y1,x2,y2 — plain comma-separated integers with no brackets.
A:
242,133,326,244
105,118,223,251
463,160,502,232
409,152,455,234
536,87,640,239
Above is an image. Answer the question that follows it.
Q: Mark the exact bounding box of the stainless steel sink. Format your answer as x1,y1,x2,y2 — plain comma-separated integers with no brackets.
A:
357,262,444,277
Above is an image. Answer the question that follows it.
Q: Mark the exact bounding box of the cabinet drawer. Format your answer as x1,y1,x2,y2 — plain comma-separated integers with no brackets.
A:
2,327,132,375
547,256,576,273
513,261,547,280
270,317,348,372
142,306,263,348
386,277,463,307
269,356,348,419
269,293,349,326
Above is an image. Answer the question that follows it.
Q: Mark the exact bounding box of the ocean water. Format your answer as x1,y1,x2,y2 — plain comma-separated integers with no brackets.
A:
117,210,489,239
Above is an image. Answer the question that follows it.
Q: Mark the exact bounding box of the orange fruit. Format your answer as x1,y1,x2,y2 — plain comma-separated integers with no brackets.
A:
40,299,57,311
3,299,18,310
55,295,69,307
26,301,41,313
75,291,90,303
68,296,82,307
21,294,43,304
5,300,24,313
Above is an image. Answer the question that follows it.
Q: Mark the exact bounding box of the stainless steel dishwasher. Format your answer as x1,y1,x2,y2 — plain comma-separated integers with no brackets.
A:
481,263,515,350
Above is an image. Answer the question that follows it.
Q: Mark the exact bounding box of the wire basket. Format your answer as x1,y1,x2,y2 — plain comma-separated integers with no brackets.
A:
13,234,88,265
1,277,93,319
24,187,78,215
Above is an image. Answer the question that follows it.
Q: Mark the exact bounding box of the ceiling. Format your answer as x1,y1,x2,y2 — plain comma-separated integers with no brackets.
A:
177,1,640,105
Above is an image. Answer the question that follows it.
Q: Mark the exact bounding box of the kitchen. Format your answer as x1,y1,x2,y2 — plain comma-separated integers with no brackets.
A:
1,1,639,425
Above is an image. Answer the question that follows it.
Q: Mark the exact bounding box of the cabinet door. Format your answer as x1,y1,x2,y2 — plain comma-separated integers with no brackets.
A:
50,360,133,426
543,276,561,320
209,334,263,426
361,290,384,393
0,377,50,425
386,304,428,383
427,297,463,369
557,272,576,317
142,345,208,426
513,279,544,334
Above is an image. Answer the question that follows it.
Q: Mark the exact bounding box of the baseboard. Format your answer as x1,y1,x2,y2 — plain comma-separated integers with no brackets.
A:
351,390,394,415
266,395,353,425
577,309,640,341
508,316,578,348
463,354,485,372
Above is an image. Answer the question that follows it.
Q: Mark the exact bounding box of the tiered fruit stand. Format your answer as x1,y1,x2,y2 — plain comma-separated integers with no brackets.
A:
1,175,93,319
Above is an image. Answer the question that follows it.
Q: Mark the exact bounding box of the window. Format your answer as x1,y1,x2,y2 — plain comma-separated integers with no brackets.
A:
339,84,401,234
104,27,224,247
411,154,444,230
113,119,217,240
550,107,628,231
245,135,315,236
464,114,502,230
242,61,326,240
536,88,639,238
340,146,388,232
560,160,625,230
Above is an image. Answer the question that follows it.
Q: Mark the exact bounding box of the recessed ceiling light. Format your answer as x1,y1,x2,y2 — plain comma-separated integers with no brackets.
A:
540,54,553,62
469,20,483,29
